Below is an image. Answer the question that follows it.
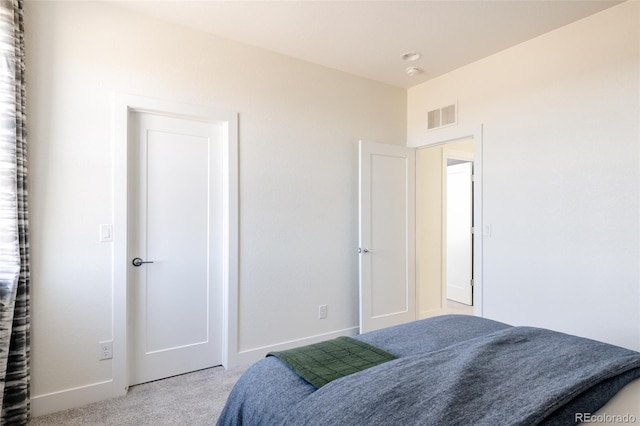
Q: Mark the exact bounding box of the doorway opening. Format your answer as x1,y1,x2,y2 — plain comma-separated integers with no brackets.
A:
416,137,475,319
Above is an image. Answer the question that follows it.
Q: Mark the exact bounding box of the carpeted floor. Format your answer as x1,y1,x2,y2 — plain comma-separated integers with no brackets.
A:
27,366,246,426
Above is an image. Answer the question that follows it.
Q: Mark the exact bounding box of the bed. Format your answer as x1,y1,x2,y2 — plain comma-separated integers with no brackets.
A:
217,315,640,425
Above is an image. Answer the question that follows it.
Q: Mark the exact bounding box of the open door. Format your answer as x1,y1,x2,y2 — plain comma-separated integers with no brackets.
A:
445,161,473,306
358,140,415,333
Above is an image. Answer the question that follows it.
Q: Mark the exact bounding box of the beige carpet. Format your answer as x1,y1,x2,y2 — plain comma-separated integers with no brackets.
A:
27,366,246,426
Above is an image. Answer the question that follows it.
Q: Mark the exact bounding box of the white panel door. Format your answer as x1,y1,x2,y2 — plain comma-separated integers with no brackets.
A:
446,162,473,305
129,111,223,385
359,140,415,333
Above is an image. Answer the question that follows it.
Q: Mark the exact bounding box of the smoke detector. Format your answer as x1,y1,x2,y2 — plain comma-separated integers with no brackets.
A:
405,67,423,77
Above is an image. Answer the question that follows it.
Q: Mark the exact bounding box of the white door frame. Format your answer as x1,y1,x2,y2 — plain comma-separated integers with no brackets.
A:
112,94,238,396
413,125,483,318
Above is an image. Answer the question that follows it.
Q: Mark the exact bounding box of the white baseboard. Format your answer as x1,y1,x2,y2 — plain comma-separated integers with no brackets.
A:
31,379,124,418
235,326,359,367
31,327,359,418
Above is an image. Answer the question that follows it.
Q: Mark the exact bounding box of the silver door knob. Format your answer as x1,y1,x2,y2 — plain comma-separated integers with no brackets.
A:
358,248,369,254
132,257,154,267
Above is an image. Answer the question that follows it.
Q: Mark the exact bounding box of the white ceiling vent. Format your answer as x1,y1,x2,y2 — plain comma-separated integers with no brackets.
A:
427,103,457,130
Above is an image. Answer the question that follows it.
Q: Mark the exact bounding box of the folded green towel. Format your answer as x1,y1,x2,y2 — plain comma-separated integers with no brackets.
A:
267,336,397,388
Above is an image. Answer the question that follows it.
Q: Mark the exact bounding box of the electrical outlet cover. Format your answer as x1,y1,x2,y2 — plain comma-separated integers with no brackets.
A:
318,305,327,319
98,340,113,360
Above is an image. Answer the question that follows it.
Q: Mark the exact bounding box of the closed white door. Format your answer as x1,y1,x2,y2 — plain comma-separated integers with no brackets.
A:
446,162,473,305
359,140,416,333
129,111,223,385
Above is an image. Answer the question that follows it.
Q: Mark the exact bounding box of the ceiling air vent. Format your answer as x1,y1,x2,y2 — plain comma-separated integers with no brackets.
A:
427,103,457,130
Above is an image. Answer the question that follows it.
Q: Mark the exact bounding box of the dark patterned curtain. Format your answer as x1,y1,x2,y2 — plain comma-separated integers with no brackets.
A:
0,0,30,424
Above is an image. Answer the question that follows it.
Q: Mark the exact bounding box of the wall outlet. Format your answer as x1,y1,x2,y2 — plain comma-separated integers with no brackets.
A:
318,304,327,319
98,340,113,360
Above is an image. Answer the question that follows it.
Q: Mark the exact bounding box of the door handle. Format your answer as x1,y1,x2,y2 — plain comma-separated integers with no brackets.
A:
358,248,370,254
132,257,154,267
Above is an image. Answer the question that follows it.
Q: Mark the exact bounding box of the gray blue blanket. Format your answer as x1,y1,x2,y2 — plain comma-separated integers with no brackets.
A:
217,315,640,425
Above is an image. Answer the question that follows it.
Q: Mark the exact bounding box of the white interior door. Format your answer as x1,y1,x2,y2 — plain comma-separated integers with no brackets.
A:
446,162,473,305
359,140,416,333
129,111,223,385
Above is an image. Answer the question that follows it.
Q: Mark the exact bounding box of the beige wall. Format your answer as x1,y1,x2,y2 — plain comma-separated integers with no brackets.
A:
416,139,473,318
25,1,406,414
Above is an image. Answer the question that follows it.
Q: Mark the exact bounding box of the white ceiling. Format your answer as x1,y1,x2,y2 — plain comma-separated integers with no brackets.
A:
113,0,622,88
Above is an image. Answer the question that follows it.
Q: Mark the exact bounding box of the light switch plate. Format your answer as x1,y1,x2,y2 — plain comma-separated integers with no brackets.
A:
99,224,113,242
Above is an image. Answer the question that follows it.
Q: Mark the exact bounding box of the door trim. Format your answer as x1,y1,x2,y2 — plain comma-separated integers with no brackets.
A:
113,94,238,396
